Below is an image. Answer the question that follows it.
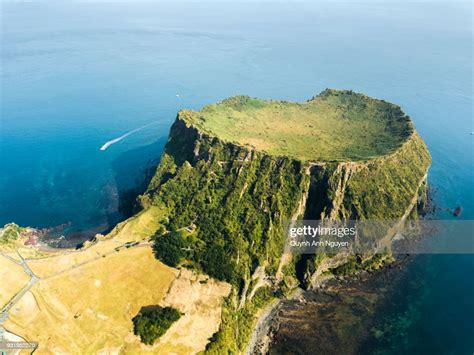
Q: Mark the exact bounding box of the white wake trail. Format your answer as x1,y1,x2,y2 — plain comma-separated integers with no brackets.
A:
100,122,158,151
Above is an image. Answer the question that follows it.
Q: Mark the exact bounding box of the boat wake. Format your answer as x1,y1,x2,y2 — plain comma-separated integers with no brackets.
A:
100,121,158,151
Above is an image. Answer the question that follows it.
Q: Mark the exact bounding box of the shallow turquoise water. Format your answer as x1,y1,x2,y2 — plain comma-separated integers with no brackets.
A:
1,2,472,353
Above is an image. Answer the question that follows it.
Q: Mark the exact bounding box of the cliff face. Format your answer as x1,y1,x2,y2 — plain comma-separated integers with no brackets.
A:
139,90,431,351
305,131,430,221
142,115,309,283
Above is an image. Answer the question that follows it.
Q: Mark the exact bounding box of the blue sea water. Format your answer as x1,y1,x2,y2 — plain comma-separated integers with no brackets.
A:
0,1,472,353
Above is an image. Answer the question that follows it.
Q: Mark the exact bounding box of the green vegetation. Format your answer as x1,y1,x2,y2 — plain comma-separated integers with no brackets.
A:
137,89,431,352
206,287,276,353
132,306,182,345
335,133,431,219
0,223,25,245
153,231,187,267
181,89,413,162
330,254,394,276
144,141,306,284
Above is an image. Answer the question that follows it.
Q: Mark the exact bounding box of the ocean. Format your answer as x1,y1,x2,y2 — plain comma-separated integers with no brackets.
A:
1,1,472,353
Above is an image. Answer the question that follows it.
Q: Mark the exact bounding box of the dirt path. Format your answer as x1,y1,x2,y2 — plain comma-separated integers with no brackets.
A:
0,252,39,323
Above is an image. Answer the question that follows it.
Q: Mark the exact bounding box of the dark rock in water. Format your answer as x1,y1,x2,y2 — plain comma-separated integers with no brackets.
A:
268,256,411,355
453,206,462,217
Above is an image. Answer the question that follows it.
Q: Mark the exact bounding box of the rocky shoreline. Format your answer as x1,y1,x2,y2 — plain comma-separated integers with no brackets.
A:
248,255,412,355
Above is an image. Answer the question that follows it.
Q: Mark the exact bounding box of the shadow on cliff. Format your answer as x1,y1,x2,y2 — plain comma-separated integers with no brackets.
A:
106,135,168,228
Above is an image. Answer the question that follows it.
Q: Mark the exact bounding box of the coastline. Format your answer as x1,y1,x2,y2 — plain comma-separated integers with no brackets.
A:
258,255,412,354
244,255,413,354
246,288,303,355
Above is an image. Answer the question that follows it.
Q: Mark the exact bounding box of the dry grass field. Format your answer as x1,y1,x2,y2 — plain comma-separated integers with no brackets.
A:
121,269,231,354
5,247,178,354
111,206,166,243
27,207,165,278
26,238,120,278
3,206,231,354
0,255,30,309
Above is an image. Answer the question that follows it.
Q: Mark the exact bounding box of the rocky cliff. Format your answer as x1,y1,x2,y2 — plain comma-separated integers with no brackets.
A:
139,89,431,351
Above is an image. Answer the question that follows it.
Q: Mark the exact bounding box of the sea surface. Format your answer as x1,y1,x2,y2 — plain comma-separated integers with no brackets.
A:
1,1,472,353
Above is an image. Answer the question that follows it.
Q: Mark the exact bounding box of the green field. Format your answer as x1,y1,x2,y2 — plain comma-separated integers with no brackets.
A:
181,89,413,161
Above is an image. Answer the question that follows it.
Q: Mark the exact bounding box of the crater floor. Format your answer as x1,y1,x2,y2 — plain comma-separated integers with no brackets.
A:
182,89,414,162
